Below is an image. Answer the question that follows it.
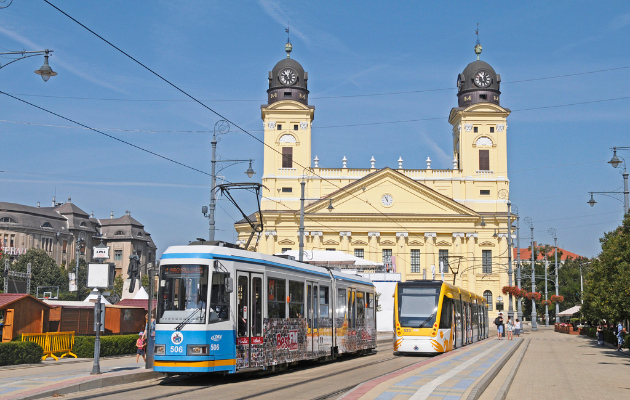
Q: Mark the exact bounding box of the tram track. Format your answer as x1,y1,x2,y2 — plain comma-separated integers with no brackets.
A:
63,343,425,400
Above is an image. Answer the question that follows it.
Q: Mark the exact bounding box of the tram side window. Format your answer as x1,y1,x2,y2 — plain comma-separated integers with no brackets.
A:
356,292,365,321
337,288,347,320
319,286,330,318
366,293,374,310
439,298,453,329
209,272,230,323
268,278,286,318
289,281,304,318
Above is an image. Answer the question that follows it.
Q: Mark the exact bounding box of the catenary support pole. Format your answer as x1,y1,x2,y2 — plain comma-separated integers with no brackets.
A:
299,179,305,262
209,133,217,241
554,236,559,323
507,201,514,320
516,215,522,324
530,224,538,331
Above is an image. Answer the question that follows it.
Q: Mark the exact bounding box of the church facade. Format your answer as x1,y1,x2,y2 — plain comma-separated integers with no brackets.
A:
235,43,514,319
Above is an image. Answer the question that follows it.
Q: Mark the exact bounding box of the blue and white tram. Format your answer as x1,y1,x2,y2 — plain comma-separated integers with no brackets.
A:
153,244,377,374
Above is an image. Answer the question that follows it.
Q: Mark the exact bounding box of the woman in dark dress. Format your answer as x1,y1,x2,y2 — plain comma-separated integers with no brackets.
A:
597,323,604,346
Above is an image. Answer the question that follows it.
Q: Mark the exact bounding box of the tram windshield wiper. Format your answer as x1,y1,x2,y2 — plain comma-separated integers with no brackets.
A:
175,308,201,331
418,312,436,329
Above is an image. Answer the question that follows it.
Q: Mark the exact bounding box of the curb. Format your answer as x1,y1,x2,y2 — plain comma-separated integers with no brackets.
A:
0,354,138,372
466,339,524,400
12,370,163,400
493,339,529,400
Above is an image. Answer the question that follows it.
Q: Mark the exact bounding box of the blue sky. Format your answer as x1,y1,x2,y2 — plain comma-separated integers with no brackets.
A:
1,1,629,258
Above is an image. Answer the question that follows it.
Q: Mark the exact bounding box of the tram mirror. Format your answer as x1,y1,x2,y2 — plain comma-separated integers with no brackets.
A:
226,277,233,293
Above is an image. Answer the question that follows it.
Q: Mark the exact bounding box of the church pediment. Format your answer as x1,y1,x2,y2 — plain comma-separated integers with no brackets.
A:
322,239,339,245
351,240,367,245
479,241,495,247
305,167,479,217
278,238,295,245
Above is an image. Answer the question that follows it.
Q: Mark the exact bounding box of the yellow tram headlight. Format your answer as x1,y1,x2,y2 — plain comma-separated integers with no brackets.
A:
154,345,165,355
187,345,209,355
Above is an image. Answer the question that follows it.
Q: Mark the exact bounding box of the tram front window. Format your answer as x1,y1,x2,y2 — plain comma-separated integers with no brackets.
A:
158,265,208,324
398,286,439,328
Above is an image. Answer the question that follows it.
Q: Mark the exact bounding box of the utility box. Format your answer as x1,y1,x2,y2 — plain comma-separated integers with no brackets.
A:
87,263,115,290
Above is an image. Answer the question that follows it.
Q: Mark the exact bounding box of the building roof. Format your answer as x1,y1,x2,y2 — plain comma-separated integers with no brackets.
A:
54,202,89,217
0,293,52,309
116,299,157,311
513,247,584,261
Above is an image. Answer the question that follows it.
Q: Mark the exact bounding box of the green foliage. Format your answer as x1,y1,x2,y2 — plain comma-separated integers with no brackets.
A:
141,273,149,293
582,213,630,323
0,341,43,366
113,274,124,299
72,334,138,358
13,249,65,296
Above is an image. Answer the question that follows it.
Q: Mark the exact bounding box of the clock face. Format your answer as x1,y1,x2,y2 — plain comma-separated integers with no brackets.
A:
473,70,491,88
381,194,393,207
279,68,297,86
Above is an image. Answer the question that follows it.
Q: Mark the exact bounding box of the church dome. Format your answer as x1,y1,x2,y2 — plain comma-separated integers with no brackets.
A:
267,44,309,105
456,47,501,107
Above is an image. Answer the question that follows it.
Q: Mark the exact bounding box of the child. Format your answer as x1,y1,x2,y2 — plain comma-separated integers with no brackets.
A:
506,318,514,340
136,331,146,363
514,319,521,337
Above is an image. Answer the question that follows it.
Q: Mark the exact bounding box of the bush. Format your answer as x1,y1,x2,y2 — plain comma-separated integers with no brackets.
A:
0,341,43,366
72,334,138,358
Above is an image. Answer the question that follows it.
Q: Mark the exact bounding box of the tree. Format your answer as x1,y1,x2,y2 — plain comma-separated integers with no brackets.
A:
113,274,124,299
582,213,630,323
13,249,66,296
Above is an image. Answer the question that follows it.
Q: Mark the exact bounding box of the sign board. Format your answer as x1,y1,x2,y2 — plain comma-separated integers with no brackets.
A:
68,272,77,292
87,263,115,289
93,246,110,259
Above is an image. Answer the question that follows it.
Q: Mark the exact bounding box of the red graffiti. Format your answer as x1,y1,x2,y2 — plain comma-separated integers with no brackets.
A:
276,330,298,350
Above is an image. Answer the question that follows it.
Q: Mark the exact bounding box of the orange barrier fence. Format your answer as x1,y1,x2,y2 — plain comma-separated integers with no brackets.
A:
22,332,77,361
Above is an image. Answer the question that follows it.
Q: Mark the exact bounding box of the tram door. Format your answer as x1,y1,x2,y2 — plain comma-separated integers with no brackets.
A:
236,272,263,368
307,281,319,354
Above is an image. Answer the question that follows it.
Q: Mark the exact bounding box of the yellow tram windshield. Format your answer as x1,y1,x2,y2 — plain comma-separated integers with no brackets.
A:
397,286,440,328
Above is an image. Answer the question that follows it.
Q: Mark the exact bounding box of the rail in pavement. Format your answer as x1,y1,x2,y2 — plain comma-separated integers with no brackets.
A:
340,337,522,400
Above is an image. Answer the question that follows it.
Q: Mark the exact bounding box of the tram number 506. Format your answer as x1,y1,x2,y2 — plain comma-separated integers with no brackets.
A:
170,346,184,353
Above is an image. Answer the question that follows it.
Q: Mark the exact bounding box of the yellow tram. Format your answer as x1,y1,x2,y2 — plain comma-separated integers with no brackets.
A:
393,280,489,353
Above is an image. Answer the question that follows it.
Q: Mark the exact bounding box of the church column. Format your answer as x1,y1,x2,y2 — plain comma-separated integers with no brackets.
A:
368,232,380,263
340,232,351,253
265,230,277,254
452,233,465,286
396,232,408,280
311,231,323,250
424,233,436,279
498,233,509,310
466,233,478,294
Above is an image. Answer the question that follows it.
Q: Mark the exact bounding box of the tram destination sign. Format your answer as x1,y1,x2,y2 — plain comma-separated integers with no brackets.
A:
163,265,204,276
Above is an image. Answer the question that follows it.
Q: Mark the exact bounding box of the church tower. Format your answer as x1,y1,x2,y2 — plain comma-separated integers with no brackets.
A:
261,42,315,210
449,40,510,212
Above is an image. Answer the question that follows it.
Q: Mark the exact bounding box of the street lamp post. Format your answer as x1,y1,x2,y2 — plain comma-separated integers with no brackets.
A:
549,228,559,323
524,217,537,331
544,257,549,327
507,201,514,321
0,49,57,81
608,147,629,215
515,210,523,324
75,234,85,301
205,120,255,242
298,169,327,262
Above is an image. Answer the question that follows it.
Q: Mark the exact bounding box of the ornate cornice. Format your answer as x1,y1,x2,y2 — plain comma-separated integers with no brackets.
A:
424,232,437,238
466,233,478,238
339,231,352,237
396,232,409,238
368,232,380,237
452,232,466,238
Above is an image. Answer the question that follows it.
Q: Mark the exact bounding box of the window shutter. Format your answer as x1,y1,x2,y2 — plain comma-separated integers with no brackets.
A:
479,149,489,171
282,147,293,168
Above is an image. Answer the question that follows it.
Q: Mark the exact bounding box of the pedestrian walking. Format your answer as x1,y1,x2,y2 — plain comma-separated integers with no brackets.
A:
494,312,504,340
514,318,521,337
506,317,514,340
136,331,146,363
597,323,604,346
617,322,625,351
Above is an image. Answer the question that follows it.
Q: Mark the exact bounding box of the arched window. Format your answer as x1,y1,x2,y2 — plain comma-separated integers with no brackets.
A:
483,290,493,311
115,230,124,236
41,222,53,228
475,136,493,146
80,222,87,227
279,134,296,143
0,217,16,223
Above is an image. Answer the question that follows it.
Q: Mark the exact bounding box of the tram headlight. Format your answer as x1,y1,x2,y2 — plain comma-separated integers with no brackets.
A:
187,345,209,355
155,345,165,355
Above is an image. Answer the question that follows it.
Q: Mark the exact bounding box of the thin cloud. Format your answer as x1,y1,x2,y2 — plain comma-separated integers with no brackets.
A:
418,130,452,167
0,26,127,93
556,11,630,53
